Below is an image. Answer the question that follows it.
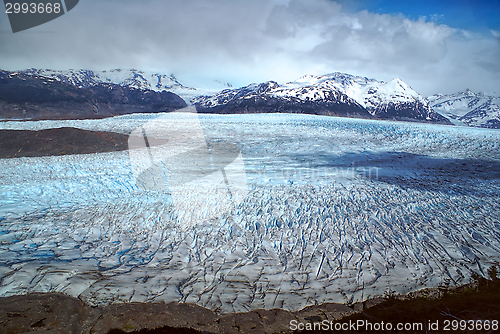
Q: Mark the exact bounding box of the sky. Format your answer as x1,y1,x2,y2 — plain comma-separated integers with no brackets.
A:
0,0,499,96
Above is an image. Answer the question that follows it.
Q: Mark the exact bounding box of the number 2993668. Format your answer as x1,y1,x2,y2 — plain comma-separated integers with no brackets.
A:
5,2,62,14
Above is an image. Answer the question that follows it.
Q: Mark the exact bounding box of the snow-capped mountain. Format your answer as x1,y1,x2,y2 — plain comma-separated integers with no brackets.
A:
19,69,227,103
0,70,187,120
428,90,500,129
193,73,450,124
21,68,185,90
193,79,372,118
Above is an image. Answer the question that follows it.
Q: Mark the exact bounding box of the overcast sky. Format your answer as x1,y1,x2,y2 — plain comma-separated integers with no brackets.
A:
1,0,499,96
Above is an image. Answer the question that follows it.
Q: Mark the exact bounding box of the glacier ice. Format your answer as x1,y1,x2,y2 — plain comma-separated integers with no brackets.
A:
0,113,499,313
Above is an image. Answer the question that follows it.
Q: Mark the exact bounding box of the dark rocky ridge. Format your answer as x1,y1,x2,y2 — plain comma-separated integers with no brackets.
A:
2,276,499,334
369,100,448,123
194,81,372,118
192,78,451,124
0,128,130,158
196,94,370,117
0,292,374,334
2,69,453,124
0,70,187,120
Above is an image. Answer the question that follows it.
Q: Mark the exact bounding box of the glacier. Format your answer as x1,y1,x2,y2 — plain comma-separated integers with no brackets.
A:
0,113,499,313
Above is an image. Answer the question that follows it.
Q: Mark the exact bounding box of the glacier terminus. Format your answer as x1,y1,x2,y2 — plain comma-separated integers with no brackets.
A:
0,112,499,313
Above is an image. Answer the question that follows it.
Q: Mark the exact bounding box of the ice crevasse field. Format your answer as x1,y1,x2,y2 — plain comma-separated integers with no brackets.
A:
0,112,499,313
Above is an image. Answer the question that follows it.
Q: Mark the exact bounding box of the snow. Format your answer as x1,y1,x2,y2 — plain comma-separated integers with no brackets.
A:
428,90,500,128
281,73,423,108
1,113,499,312
195,72,434,118
18,69,227,104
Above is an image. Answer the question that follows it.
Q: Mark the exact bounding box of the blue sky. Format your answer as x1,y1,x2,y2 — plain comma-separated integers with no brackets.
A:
338,0,500,31
1,0,499,96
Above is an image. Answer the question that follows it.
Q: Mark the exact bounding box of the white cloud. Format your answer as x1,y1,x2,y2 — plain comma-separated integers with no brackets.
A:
0,0,498,96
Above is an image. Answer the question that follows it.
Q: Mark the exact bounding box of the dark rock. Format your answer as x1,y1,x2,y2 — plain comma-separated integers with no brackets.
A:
0,293,369,334
0,128,130,158
0,70,187,120
370,101,450,124
196,94,371,118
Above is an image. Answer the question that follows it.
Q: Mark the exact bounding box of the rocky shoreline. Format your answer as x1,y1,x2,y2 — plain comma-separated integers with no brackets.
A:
2,277,499,334
0,292,383,334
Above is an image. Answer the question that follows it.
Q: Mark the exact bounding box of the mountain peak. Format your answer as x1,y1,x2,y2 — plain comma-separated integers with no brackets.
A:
15,68,232,103
428,89,500,129
462,88,475,96
193,72,449,124
390,78,405,85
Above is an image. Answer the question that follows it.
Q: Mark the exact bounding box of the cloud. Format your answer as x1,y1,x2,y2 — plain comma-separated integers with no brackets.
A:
0,0,498,96
261,0,499,95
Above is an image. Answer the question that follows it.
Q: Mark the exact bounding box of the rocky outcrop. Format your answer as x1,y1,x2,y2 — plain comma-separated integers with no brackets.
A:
193,73,451,124
0,70,187,120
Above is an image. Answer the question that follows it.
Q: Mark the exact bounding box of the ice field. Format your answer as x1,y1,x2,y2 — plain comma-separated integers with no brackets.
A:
1,113,500,313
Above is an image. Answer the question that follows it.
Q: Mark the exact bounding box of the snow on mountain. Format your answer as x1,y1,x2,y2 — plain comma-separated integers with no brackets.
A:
0,70,188,120
193,79,372,118
193,72,449,123
18,69,226,103
22,69,500,128
428,90,500,129
20,68,180,90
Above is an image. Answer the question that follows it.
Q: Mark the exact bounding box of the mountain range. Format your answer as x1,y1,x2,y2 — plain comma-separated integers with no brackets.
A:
18,68,227,103
428,89,500,129
193,73,449,123
0,70,187,120
1,68,499,128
